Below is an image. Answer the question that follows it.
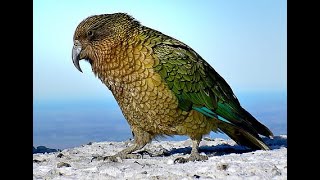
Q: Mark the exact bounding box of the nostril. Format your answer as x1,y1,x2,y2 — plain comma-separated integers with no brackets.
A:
74,40,81,47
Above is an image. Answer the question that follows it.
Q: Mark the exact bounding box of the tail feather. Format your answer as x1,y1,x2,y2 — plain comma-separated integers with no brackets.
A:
242,108,274,138
210,102,273,139
195,106,274,140
217,120,270,150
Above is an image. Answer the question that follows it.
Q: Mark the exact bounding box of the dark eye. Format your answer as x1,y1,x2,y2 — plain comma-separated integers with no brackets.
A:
87,30,94,37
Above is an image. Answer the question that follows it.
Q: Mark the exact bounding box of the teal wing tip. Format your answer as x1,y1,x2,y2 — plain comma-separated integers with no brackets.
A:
193,106,233,124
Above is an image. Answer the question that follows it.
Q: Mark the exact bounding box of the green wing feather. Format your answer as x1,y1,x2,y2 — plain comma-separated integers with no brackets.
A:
150,35,273,138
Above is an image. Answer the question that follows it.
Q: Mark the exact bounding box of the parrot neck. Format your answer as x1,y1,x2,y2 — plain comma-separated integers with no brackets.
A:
91,29,151,100
91,39,139,98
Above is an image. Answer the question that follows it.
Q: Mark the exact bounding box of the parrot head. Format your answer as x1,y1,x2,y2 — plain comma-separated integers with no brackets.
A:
72,13,139,72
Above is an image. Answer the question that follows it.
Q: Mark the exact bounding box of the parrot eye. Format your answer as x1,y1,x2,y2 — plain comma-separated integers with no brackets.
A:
87,30,94,37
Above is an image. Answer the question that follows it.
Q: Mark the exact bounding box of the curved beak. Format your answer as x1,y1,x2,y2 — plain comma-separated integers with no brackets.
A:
72,41,83,73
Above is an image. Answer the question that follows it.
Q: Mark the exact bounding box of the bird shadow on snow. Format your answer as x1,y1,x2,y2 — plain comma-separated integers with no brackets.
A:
141,136,287,157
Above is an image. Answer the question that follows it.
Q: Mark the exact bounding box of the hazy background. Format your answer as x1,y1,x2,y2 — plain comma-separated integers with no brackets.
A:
33,0,287,149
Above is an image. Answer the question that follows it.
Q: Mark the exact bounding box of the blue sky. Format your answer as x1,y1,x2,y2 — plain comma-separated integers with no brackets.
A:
33,0,287,102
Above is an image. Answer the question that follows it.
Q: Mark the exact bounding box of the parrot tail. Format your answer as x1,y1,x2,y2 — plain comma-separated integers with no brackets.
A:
241,107,274,138
216,120,270,150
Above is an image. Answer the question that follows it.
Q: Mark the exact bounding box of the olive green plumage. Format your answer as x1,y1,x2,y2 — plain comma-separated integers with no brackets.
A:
72,13,273,161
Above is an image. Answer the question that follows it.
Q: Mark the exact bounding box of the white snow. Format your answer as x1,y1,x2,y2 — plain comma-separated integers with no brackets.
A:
33,135,287,180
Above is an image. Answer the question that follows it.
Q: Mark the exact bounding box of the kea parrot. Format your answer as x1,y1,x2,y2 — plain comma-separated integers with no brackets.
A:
72,13,273,162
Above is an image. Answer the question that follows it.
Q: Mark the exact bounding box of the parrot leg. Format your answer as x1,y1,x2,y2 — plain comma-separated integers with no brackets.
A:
91,129,152,162
174,139,208,163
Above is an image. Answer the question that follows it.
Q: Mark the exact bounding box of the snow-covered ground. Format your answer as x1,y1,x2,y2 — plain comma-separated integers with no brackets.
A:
33,135,287,180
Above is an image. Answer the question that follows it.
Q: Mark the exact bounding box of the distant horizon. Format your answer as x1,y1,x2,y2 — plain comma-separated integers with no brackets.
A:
33,91,287,150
